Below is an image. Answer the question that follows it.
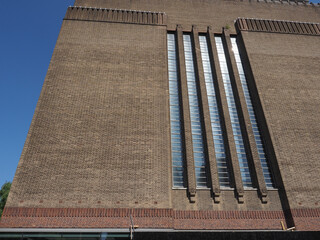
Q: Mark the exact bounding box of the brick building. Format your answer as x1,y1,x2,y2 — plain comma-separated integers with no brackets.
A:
0,0,319,239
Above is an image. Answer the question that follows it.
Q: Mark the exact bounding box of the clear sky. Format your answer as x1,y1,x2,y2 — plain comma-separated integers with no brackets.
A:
0,0,319,188
0,1,75,187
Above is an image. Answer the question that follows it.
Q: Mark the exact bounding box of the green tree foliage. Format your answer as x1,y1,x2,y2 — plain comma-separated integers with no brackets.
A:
0,182,11,217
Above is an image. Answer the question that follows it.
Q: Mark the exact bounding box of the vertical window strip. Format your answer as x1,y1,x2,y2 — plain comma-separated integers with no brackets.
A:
168,33,185,188
215,36,253,188
183,34,208,188
199,35,231,188
230,37,275,189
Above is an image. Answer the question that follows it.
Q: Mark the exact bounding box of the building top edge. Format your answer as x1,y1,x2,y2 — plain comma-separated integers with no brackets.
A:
236,17,320,25
71,0,320,10
228,0,318,7
69,6,166,14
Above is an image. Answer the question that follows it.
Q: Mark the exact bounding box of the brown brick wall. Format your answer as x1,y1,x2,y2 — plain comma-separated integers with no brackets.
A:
75,0,319,32
236,18,320,36
171,190,283,211
0,207,286,230
240,31,320,211
1,207,319,230
7,20,171,209
3,0,320,231
65,6,167,26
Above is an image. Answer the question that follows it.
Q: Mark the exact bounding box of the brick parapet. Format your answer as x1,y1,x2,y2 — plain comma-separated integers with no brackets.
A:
74,0,320,9
244,0,320,7
65,6,167,25
236,18,320,35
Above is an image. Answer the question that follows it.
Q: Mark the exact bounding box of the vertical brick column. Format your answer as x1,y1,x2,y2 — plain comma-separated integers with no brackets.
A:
207,27,244,203
191,25,221,202
223,30,268,203
237,32,282,189
176,25,197,203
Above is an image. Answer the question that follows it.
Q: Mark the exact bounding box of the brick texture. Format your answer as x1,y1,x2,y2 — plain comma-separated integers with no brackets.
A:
65,6,167,25
0,207,289,230
240,31,320,209
75,0,319,33
1,207,319,230
2,0,320,232
6,20,171,209
237,18,320,36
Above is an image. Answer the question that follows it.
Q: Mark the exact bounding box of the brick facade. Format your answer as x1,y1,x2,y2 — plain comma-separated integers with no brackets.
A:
1,207,319,230
1,0,319,232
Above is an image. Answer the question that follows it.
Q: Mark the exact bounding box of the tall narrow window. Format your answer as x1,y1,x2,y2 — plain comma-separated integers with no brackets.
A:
183,34,208,188
215,36,253,188
231,37,275,189
168,33,185,188
199,35,231,188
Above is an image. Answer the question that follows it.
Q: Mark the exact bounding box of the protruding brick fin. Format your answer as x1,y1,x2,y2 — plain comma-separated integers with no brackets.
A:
236,18,320,36
64,6,167,26
176,25,197,203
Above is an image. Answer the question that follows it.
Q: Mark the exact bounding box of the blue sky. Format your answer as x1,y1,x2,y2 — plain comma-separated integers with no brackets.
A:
0,1,319,188
0,1,74,186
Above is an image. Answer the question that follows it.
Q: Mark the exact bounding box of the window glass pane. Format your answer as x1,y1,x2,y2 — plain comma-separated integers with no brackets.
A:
168,33,185,188
199,34,231,188
231,36,275,188
215,36,253,188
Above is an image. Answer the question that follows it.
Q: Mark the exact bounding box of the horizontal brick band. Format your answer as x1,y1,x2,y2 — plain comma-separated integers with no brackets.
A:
173,210,285,219
2,207,289,219
2,208,174,218
0,207,319,230
291,208,320,218
236,18,320,36
64,6,167,25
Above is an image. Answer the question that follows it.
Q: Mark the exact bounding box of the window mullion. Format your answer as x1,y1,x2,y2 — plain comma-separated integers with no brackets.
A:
183,33,209,189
